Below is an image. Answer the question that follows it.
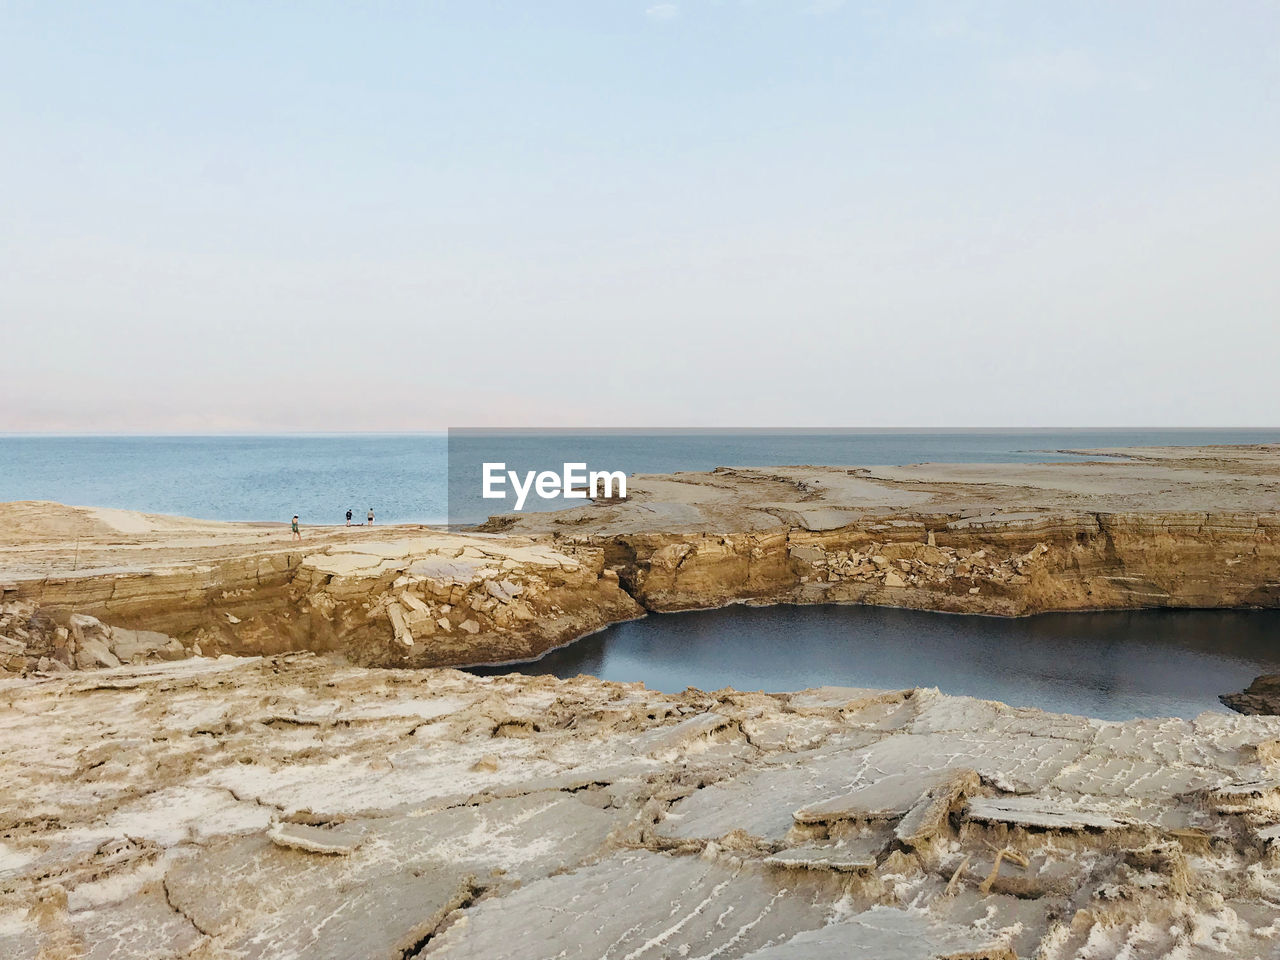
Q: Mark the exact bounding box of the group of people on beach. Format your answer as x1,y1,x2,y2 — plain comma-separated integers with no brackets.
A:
290,507,374,540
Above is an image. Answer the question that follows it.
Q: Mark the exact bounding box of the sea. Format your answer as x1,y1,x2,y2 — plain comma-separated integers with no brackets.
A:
2,429,1277,526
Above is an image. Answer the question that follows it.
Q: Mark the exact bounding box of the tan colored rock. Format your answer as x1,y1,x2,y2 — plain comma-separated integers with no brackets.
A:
109,626,179,663
788,543,826,564
268,820,365,856
3,445,1279,672
400,592,431,615
386,604,414,648
2,658,1276,959
917,544,949,566
75,637,120,669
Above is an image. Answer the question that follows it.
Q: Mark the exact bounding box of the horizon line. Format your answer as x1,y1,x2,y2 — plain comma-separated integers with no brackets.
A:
3,426,1280,439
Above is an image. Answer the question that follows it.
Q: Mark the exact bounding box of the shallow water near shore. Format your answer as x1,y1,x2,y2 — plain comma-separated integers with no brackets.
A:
475,605,1280,721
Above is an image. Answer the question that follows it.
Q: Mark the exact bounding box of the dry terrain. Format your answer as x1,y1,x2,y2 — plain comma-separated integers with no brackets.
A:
4,656,1280,959
2,446,1279,959
3,445,1277,673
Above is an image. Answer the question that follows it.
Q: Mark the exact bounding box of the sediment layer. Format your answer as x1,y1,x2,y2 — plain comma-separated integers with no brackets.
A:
4,655,1280,959
2,445,1276,671
494,446,1280,621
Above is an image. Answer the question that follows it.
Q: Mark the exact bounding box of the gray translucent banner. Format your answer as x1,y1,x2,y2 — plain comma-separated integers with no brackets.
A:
441,427,1163,527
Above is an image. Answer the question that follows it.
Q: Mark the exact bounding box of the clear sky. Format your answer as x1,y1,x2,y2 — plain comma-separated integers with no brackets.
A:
2,1,1277,431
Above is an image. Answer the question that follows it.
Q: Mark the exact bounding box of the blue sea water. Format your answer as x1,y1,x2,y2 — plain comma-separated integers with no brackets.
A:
0,434,450,526
1,429,1278,525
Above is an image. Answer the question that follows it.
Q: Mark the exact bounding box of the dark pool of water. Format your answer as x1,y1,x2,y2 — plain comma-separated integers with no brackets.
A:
473,605,1280,721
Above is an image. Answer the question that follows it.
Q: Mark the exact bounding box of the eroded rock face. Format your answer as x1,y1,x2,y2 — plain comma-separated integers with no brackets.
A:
286,535,644,667
494,454,1280,617
1222,674,1280,716
6,446,1279,670
519,511,1280,617
0,602,190,677
4,657,1280,959
8,533,643,670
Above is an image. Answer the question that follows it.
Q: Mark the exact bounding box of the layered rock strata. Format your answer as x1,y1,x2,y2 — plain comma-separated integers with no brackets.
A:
495,449,1280,619
2,445,1278,671
571,510,1280,616
4,656,1280,959
3,529,641,673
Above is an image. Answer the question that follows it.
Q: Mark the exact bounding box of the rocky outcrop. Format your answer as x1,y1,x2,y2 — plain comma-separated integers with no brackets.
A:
5,656,1280,959
4,447,1279,670
592,510,1280,616
283,535,643,667
5,534,642,672
1222,674,1280,715
495,454,1280,621
0,601,190,677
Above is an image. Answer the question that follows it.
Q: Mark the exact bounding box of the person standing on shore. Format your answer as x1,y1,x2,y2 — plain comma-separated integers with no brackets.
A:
291,516,301,541
367,507,375,525
345,509,352,526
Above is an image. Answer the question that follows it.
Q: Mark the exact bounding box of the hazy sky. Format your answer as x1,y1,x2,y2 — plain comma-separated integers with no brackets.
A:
2,1,1277,431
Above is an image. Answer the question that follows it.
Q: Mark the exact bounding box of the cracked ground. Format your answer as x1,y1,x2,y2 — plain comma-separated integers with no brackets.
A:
4,655,1280,959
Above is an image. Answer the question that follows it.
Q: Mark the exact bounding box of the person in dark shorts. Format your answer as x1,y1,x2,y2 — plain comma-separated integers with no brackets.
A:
291,516,301,540
367,507,374,525
346,509,352,526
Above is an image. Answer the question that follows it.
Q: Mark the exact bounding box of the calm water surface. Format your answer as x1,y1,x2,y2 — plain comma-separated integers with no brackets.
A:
4,429,1279,524
476,605,1280,721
